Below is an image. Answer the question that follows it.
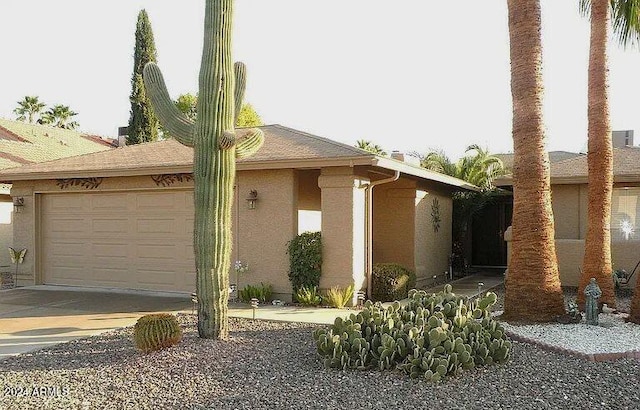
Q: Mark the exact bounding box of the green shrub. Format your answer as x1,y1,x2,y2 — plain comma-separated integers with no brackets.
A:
372,263,416,302
287,231,322,291
313,285,511,382
133,313,182,353
323,284,355,308
296,285,322,306
239,283,273,303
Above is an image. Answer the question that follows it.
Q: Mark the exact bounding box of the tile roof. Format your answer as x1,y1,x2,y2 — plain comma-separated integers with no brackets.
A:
0,124,374,179
550,146,640,180
0,118,116,169
494,151,584,171
0,124,478,191
496,146,640,185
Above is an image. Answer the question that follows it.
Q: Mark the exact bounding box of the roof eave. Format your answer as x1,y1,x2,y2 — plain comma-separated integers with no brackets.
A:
0,156,377,182
373,157,480,191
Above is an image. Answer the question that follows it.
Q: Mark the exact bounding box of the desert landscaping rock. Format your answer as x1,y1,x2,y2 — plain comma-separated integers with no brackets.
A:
2,312,640,410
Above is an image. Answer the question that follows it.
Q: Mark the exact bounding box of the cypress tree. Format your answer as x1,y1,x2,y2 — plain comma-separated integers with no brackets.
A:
127,9,159,145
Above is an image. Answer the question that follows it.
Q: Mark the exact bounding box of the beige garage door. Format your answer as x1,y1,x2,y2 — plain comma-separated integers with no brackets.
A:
41,190,196,293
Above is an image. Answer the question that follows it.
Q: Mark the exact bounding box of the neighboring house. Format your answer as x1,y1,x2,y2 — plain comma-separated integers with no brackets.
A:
0,118,116,270
469,151,585,269
0,124,475,300
495,146,640,287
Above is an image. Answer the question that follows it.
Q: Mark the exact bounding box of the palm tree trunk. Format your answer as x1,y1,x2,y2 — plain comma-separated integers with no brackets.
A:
503,0,565,322
578,0,615,309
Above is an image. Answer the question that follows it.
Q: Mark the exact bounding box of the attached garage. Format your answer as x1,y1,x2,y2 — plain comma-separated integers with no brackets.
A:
41,190,195,292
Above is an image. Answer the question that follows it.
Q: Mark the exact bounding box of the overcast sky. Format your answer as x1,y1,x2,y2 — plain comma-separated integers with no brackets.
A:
1,1,639,159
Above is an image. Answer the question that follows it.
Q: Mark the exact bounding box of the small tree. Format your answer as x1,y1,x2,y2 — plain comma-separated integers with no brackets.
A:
127,9,159,145
175,93,198,121
14,96,46,123
236,103,262,127
173,93,262,127
355,139,387,156
418,145,506,273
38,104,79,129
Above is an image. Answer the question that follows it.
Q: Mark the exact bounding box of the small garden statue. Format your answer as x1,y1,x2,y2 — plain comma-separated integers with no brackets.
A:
556,299,582,324
584,277,602,325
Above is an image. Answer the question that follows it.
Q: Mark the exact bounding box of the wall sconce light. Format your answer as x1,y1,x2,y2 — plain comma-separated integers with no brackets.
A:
12,197,24,213
246,190,258,210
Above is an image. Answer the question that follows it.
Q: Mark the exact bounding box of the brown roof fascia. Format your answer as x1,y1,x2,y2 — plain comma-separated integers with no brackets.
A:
0,157,375,182
0,125,30,143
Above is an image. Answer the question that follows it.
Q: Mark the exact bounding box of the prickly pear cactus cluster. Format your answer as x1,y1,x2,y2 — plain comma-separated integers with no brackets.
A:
312,285,511,382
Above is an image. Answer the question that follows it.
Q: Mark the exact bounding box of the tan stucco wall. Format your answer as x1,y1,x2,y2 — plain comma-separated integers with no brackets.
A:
10,184,35,286
232,169,298,300
0,203,13,270
297,169,321,211
416,188,453,286
554,239,585,286
551,185,582,239
506,183,640,287
318,167,368,299
373,179,416,271
506,236,640,288
373,179,453,288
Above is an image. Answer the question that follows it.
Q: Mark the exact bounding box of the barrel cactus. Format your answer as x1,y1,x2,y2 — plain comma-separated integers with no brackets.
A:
134,313,183,353
312,285,511,382
143,0,264,339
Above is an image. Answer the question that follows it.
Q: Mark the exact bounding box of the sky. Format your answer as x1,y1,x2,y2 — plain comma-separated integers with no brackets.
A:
1,1,639,160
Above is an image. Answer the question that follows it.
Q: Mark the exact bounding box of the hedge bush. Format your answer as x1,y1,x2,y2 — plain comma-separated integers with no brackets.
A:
287,231,322,291
372,263,416,302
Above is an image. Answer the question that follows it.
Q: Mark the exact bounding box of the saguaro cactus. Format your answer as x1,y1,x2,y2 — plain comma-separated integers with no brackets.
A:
143,0,263,339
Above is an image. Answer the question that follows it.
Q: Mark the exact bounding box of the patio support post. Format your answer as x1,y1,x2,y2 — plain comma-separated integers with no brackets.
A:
318,168,369,306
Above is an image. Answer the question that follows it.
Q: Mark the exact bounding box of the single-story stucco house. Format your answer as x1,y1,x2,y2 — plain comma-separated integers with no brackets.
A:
0,118,116,270
495,145,640,288
0,124,475,300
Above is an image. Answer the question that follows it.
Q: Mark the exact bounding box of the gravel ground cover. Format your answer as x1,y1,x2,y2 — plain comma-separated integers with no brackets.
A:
2,288,640,410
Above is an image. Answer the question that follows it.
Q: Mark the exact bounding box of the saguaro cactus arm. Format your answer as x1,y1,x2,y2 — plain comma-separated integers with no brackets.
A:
143,62,195,146
218,61,248,150
236,128,264,159
234,62,247,123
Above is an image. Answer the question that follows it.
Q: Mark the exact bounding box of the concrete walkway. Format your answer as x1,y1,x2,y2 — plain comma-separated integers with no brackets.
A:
0,272,504,358
227,271,505,325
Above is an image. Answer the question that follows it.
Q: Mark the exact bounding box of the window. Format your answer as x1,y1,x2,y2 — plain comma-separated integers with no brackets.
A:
611,188,640,240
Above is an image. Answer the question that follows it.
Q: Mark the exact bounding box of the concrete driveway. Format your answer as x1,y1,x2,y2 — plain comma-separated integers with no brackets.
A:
0,286,192,359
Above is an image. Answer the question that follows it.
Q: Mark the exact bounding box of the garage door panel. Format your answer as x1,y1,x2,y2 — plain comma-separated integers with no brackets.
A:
92,218,129,234
137,218,176,234
48,218,89,234
92,267,131,285
137,269,178,286
43,191,195,292
48,265,87,282
93,243,129,258
137,244,178,260
185,218,194,236
48,241,87,257
136,192,177,210
90,193,128,210
47,195,88,212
